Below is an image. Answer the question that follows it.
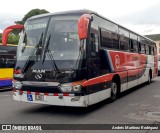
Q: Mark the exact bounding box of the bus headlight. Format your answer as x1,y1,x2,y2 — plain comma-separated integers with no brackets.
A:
59,83,72,92
12,80,22,89
59,83,82,92
72,85,81,92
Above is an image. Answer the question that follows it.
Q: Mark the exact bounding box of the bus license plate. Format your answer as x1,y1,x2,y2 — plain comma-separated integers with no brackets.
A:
35,94,44,101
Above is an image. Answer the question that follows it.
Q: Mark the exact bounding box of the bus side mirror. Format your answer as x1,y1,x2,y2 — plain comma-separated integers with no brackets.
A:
78,14,92,40
2,24,24,46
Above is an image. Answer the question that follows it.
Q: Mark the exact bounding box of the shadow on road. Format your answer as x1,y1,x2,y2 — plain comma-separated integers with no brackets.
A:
0,86,12,92
119,81,155,99
22,99,111,116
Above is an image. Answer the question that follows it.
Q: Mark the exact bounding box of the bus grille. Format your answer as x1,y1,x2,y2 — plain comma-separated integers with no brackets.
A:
21,86,61,93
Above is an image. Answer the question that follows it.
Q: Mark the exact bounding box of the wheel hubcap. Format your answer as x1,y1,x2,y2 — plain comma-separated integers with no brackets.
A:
112,83,117,95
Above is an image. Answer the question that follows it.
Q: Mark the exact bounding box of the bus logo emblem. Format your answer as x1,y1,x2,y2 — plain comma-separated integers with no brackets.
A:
32,69,45,73
35,73,43,79
115,55,120,68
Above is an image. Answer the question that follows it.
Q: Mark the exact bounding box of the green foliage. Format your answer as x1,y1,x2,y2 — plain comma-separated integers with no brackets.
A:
15,9,49,25
0,33,19,45
0,9,49,45
145,34,160,41
8,34,19,45
12,29,22,36
13,8,49,36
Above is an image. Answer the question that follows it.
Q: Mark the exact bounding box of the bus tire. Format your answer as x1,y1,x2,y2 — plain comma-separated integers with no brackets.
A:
110,82,118,102
147,70,152,84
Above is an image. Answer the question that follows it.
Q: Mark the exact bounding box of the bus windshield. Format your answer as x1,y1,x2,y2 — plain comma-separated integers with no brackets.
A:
17,15,83,70
43,16,81,69
17,18,49,60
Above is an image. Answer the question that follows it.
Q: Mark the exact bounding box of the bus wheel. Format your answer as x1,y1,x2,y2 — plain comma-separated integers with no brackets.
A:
147,71,152,84
110,82,118,102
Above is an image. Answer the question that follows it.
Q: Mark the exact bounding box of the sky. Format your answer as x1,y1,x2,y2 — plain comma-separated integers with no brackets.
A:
0,0,160,35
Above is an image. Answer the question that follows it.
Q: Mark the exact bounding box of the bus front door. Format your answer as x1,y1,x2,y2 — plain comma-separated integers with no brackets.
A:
87,33,101,105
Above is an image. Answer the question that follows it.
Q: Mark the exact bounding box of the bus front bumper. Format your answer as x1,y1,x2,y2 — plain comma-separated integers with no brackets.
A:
13,90,88,107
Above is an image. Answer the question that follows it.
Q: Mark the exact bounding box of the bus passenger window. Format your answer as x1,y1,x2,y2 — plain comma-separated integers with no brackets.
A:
138,42,141,52
130,39,138,53
112,33,119,49
120,36,129,51
101,29,112,48
130,40,134,52
149,46,152,55
151,47,154,55
146,45,149,54
133,44,138,53
140,43,145,54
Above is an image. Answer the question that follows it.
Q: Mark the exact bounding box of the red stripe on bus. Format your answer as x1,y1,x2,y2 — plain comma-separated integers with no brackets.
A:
27,91,31,94
35,92,40,95
53,93,58,96
44,93,48,96
0,78,12,80
63,93,69,96
19,90,23,94
82,73,114,87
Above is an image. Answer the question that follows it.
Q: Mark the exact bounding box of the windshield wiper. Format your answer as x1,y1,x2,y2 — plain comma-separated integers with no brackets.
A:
22,33,44,73
42,34,59,72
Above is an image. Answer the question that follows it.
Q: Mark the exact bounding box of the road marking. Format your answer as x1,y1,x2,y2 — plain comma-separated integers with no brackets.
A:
153,95,160,98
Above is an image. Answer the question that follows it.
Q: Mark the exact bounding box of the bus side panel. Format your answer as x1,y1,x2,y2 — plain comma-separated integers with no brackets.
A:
0,68,13,87
0,79,12,87
82,73,115,105
108,50,138,91
108,50,148,91
126,52,139,89
0,45,16,87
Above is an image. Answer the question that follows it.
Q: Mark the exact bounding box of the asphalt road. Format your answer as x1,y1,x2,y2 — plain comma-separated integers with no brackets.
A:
0,77,160,133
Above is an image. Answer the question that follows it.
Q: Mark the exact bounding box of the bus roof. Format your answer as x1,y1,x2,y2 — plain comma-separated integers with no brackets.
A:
28,9,95,20
28,9,155,45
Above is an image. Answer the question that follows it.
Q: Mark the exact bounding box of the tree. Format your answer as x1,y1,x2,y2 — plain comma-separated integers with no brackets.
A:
7,34,19,45
15,9,49,25
2,9,49,44
0,33,19,45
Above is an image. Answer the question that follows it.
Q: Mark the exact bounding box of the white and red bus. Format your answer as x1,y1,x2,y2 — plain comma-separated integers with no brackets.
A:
2,10,158,107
